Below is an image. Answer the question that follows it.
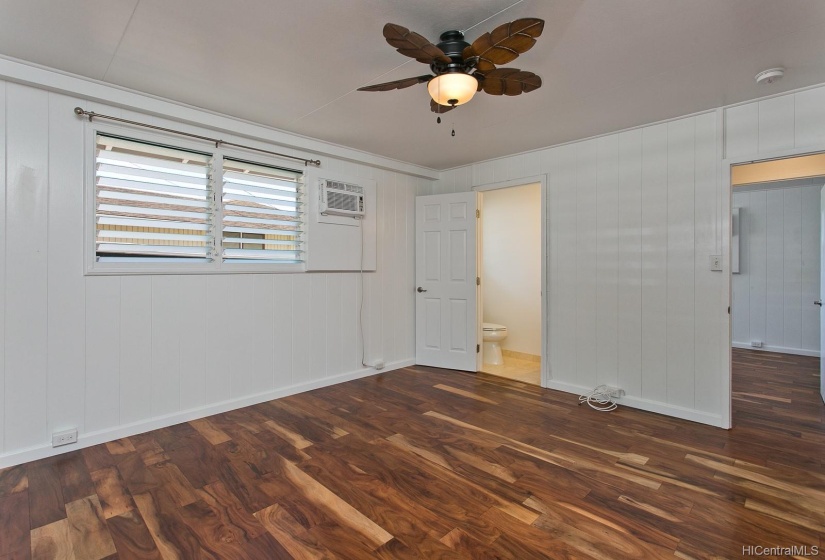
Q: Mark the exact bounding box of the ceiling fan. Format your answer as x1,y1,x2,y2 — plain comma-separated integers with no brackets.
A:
358,18,545,116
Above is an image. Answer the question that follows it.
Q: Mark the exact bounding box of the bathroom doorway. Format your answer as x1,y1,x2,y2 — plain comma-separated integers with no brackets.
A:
477,181,543,385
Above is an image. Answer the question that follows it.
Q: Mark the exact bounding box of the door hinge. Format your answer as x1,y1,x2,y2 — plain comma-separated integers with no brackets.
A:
476,209,480,218
476,277,480,286
477,344,480,353
728,306,731,314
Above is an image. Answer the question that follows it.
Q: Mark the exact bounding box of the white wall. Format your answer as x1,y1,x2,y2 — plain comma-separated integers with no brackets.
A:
482,183,542,356
434,114,727,425
431,83,825,427
0,66,436,467
732,180,822,356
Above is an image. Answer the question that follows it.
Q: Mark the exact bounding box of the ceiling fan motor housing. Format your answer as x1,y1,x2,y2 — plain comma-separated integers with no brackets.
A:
432,30,476,77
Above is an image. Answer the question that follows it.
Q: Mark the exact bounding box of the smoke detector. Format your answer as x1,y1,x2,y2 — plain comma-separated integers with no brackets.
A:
755,67,785,85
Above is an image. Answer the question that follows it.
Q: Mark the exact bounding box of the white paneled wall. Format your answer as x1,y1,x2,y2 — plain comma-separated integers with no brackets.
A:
434,112,727,424
725,86,825,159
431,83,825,427
0,79,430,466
732,182,821,356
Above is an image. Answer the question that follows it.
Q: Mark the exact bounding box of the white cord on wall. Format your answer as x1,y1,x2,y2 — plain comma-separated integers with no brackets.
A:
358,215,367,367
578,385,623,412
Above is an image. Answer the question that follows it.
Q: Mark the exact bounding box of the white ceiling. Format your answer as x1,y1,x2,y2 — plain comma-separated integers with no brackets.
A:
2,0,825,169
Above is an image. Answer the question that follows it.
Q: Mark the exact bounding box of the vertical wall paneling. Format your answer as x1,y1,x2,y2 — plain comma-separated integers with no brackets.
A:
732,194,751,344
119,277,153,424
382,172,397,364
595,136,619,387
732,185,821,355
666,118,696,408
250,275,276,395
339,273,358,375
310,273,327,381
0,81,6,453
616,130,643,397
204,276,231,403
758,95,795,154
366,174,382,366
151,276,182,416
178,276,208,411
325,275,343,377
783,188,803,350
4,84,49,450
47,93,86,437
552,145,578,382
272,274,294,388
85,277,121,433
640,123,669,403
225,275,257,398
765,190,785,347
724,102,759,159
693,113,720,413
748,191,768,345
576,141,598,390
795,87,825,149
800,186,820,351
291,274,311,383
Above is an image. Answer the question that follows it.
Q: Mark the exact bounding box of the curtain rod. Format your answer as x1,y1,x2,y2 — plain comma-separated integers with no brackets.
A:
73,107,321,167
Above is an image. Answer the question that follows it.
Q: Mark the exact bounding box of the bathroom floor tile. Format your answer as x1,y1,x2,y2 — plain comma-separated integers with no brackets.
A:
480,357,541,385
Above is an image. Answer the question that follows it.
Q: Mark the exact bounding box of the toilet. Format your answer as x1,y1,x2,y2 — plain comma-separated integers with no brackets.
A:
482,323,508,365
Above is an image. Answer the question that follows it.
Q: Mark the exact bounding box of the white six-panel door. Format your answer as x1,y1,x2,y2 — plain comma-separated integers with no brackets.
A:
415,193,478,371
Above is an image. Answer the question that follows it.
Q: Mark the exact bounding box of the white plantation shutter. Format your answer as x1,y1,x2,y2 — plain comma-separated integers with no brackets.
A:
95,134,213,262
221,158,304,264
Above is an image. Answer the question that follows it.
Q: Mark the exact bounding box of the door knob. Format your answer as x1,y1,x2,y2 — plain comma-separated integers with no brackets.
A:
417,287,427,293
816,300,822,307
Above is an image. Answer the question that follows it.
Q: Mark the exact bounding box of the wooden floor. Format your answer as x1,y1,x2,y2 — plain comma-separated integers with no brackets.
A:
1,348,824,559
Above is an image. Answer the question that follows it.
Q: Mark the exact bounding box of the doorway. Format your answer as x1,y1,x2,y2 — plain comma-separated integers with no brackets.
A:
477,182,543,385
727,152,825,426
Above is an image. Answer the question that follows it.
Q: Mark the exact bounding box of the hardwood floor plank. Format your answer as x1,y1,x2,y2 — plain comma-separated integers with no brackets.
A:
90,467,135,519
27,460,66,529
64,495,117,560
0,491,30,557
30,519,74,560
0,465,27,497
105,510,162,560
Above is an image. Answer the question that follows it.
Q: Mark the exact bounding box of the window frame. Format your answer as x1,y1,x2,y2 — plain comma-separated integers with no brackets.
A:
85,121,307,275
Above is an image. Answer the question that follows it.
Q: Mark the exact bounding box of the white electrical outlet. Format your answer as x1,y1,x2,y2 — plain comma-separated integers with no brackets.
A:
751,341,763,348
52,428,78,448
710,255,723,271
372,359,385,370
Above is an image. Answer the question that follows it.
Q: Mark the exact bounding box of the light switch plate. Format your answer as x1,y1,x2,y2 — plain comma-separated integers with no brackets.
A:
710,255,722,271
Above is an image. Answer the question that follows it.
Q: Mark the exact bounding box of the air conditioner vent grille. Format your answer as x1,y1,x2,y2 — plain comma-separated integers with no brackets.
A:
319,179,366,218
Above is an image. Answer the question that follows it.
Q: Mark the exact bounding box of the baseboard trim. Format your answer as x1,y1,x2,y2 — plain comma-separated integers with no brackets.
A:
0,358,415,469
731,342,819,357
546,380,724,428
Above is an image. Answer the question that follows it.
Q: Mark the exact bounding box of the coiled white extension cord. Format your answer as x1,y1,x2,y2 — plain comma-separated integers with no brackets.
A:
578,385,623,412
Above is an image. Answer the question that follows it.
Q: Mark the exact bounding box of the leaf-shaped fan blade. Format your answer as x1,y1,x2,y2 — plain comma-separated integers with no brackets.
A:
383,23,451,65
478,69,542,96
358,75,433,92
463,18,544,73
430,99,456,114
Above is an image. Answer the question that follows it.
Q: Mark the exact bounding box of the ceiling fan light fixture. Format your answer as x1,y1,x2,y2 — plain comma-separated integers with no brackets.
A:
428,73,478,107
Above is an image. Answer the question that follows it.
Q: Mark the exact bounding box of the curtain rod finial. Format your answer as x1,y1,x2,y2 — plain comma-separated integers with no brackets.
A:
74,107,85,116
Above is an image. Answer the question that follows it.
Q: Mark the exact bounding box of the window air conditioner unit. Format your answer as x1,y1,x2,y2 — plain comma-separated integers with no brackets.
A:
319,179,366,218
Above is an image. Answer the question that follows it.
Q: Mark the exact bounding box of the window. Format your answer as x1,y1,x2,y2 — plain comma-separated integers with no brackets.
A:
91,132,304,272
221,158,303,264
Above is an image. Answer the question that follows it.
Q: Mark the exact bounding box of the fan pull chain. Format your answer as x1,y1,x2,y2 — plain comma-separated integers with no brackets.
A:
451,122,456,137
437,116,441,124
